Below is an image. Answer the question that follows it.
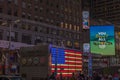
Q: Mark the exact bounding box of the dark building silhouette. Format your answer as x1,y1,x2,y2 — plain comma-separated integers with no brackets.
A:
91,0,120,24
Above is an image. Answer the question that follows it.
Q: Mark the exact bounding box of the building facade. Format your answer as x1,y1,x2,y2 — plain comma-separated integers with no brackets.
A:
91,0,120,24
0,0,83,50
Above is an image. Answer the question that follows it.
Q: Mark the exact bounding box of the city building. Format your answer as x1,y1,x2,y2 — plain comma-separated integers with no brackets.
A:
91,0,120,24
0,0,83,50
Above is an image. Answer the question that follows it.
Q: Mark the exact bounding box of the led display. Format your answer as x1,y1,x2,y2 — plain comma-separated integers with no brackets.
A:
90,25,115,55
50,47,82,77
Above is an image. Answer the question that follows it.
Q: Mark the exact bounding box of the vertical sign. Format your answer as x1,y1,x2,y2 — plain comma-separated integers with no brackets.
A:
82,11,89,29
88,53,92,77
83,43,90,53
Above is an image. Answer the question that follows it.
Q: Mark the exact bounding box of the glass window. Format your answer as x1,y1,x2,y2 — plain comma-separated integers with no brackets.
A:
69,24,72,30
8,0,12,3
28,14,31,19
22,12,25,18
35,6,38,11
35,36,42,45
60,22,64,28
22,2,26,8
34,26,38,32
22,34,31,44
13,24,18,28
39,26,43,32
7,8,12,15
14,0,18,5
74,41,80,49
66,40,72,48
77,26,80,31
0,8,3,13
40,0,43,3
14,10,18,16
21,24,26,29
27,25,31,30
65,23,68,29
7,31,18,42
0,30,3,40
74,25,77,31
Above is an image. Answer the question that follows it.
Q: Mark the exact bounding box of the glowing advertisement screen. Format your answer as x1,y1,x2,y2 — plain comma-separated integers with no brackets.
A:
50,47,82,77
90,25,115,55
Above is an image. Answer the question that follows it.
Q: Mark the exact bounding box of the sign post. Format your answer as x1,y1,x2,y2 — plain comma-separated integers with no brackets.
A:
88,52,92,78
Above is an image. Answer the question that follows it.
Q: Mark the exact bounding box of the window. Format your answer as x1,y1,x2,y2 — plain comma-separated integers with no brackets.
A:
47,37,52,43
60,22,64,28
35,36,42,45
22,2,26,8
66,40,72,48
39,27,43,32
28,14,31,19
27,25,31,30
7,8,12,15
59,30,63,36
40,0,43,3
14,0,18,5
22,34,31,44
35,6,38,11
77,26,80,31
74,25,77,31
0,30,3,40
74,41,80,49
28,4,31,9
0,8,3,13
8,0,12,3
69,24,72,30
14,9,18,16
7,31,18,42
13,24,18,28
22,14,25,18
65,23,68,29
34,27,38,32
21,24,26,29
56,4,59,8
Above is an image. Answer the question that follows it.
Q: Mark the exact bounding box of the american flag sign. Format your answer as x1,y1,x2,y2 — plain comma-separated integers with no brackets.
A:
50,47,82,77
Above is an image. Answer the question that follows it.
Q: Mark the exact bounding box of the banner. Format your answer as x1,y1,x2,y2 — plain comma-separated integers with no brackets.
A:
90,25,115,55
83,43,90,53
82,11,89,29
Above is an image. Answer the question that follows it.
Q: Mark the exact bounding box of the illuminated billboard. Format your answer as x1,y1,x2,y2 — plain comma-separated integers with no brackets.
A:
50,47,82,77
90,25,115,55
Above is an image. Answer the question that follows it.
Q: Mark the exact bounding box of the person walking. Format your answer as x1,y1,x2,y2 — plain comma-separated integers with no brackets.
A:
49,72,56,80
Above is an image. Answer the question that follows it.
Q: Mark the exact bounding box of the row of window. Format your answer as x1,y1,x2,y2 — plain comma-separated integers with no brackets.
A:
0,20,80,40
0,30,80,49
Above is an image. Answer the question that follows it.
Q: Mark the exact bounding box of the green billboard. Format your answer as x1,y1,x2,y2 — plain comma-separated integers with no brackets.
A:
90,25,115,55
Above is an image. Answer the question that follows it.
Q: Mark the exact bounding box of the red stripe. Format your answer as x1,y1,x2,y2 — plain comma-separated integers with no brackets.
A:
65,54,81,57
65,50,82,54
65,62,82,65
51,65,82,68
65,58,82,61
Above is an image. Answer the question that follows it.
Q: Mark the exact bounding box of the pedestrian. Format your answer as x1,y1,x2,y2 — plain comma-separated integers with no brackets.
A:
70,72,76,80
49,72,56,80
60,73,63,80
